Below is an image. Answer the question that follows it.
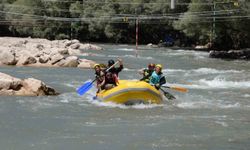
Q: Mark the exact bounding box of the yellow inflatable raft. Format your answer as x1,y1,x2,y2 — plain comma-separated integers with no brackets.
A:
96,80,163,105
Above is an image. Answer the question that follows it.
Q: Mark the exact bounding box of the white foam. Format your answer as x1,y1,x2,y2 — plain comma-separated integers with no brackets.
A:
116,48,135,51
87,99,163,109
166,50,208,56
198,78,250,89
192,68,243,74
162,68,243,75
176,101,241,109
243,94,250,98
214,121,229,127
162,69,185,73
123,68,136,71
173,77,250,89
124,55,153,60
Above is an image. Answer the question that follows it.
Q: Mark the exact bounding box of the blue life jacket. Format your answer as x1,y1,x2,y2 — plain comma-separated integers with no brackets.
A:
149,71,162,85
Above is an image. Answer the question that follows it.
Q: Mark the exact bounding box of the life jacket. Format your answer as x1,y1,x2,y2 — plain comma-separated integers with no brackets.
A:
149,71,163,85
140,69,154,82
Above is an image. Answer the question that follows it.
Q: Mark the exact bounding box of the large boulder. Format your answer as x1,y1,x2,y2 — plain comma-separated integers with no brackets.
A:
81,44,103,51
0,73,22,91
50,53,64,65
68,48,82,55
0,72,59,96
39,54,50,63
57,56,79,67
22,78,58,96
0,48,17,65
58,48,69,55
78,59,96,68
17,54,37,66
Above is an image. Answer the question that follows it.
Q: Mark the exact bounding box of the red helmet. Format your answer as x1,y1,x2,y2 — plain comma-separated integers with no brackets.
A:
148,63,155,68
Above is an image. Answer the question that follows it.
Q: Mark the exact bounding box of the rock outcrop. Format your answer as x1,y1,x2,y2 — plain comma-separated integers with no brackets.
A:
209,49,250,60
0,37,101,68
0,72,59,96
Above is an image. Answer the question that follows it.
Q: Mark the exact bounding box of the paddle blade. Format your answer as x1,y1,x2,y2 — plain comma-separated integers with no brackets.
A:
77,81,93,96
160,88,176,100
163,91,176,100
170,86,188,93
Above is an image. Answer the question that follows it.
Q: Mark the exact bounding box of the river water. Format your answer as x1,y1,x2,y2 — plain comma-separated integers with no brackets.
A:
0,44,250,150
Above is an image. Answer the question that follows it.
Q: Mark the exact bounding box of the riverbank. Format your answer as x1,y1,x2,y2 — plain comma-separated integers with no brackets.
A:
152,44,250,60
209,49,250,60
0,37,102,68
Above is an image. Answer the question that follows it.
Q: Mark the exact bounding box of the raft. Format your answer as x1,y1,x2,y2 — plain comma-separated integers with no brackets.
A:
96,80,163,105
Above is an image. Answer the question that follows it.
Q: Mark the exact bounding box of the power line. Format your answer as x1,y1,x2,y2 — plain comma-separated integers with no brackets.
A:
40,0,245,5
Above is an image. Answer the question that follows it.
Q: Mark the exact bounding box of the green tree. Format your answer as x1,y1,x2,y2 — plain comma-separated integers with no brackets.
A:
174,0,250,49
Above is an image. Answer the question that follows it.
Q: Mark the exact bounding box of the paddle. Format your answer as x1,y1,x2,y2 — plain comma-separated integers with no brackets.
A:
77,61,120,96
161,85,188,93
160,88,176,100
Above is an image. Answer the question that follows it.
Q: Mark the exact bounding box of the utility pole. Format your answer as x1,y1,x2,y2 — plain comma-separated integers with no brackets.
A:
135,8,140,58
212,0,216,43
135,18,138,57
171,0,175,9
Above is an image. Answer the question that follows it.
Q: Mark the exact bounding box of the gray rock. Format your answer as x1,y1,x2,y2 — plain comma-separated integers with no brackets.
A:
17,55,37,65
62,56,79,67
209,49,250,60
58,48,69,55
22,78,59,96
50,53,64,65
0,49,17,65
78,59,96,68
70,43,80,49
39,55,50,63
80,43,103,50
36,44,45,51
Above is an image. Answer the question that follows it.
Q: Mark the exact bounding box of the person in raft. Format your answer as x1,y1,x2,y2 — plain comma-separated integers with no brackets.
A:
139,63,155,83
98,72,119,90
93,64,105,93
149,64,166,90
106,58,123,77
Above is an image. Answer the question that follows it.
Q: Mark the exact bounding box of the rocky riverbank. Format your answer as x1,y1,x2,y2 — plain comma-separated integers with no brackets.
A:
0,37,102,68
0,72,59,96
209,49,250,60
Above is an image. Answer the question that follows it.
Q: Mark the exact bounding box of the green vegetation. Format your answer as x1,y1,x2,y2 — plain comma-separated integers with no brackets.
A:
0,0,249,49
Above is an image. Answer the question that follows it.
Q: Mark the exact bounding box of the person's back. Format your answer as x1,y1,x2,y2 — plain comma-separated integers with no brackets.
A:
103,72,118,90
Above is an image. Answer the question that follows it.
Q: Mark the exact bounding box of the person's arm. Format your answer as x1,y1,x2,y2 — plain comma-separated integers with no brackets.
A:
116,58,123,72
99,77,105,88
159,76,166,85
138,68,145,75
114,74,119,85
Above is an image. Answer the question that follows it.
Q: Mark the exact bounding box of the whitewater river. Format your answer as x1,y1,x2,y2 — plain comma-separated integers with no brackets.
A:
0,45,250,150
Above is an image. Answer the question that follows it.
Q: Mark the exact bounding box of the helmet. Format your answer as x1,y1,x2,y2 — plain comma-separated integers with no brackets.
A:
148,63,155,68
108,59,115,66
93,64,100,68
155,64,162,69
